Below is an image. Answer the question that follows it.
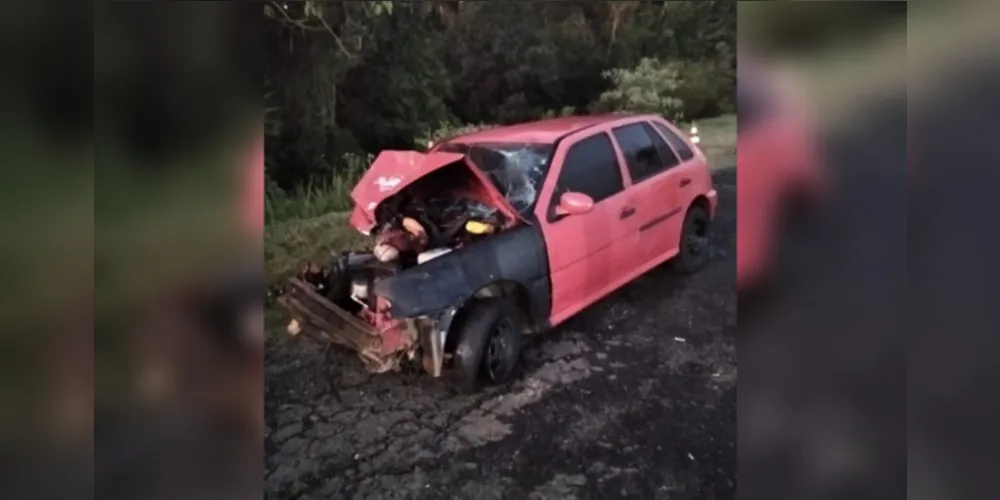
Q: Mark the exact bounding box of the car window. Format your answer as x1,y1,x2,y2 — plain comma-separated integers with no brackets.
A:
641,121,680,171
555,133,624,204
437,141,553,216
612,123,665,182
651,121,695,161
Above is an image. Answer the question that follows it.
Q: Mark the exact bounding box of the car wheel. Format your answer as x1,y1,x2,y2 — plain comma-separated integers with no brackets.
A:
674,205,711,274
448,298,523,393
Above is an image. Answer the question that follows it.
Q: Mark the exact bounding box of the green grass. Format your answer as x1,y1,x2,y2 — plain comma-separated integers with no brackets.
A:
688,113,736,169
264,154,371,224
265,211,368,286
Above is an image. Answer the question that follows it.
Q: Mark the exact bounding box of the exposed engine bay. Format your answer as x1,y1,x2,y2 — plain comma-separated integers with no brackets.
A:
284,161,517,374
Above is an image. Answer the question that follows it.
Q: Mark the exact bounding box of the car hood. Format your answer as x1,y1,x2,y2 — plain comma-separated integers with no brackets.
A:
348,150,524,233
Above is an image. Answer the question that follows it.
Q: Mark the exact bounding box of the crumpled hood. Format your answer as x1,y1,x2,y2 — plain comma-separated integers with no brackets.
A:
348,150,523,233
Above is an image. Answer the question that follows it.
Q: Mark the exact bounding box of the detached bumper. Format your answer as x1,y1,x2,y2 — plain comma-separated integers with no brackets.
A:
277,278,455,376
277,278,389,370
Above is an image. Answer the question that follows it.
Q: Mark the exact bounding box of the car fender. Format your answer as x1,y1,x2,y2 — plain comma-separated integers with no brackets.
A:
372,224,552,324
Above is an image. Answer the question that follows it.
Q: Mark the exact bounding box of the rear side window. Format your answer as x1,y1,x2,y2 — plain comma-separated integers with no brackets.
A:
652,121,695,161
612,123,665,182
556,133,624,203
641,122,680,170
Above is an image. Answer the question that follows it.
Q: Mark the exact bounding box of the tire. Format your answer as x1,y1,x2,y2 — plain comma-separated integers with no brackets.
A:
673,205,712,274
447,298,523,393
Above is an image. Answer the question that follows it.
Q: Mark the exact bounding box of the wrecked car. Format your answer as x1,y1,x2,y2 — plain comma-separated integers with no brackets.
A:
279,114,718,391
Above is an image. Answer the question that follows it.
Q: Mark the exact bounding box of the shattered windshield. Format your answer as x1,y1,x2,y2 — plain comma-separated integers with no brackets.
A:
437,142,553,215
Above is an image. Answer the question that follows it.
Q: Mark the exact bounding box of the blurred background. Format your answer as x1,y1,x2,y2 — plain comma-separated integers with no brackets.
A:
0,0,93,498
739,2,998,500
95,2,262,500
737,1,906,498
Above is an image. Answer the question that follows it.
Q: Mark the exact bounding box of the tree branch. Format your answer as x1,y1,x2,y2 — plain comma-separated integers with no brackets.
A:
268,0,354,59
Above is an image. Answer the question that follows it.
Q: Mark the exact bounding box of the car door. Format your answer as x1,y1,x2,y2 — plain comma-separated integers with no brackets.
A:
610,121,686,269
649,119,710,254
537,130,636,326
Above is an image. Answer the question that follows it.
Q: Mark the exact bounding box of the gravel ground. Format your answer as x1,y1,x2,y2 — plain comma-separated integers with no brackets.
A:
264,169,737,500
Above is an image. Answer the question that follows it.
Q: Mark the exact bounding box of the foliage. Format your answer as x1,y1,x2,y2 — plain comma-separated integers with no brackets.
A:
263,1,735,175
592,55,736,121
265,153,370,223
591,58,687,120
263,0,737,198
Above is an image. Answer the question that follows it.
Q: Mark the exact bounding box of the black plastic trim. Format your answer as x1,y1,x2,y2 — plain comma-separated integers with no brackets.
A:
639,206,682,232
373,223,552,326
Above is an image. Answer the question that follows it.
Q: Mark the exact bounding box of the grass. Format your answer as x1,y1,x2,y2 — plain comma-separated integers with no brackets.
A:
264,113,736,289
265,211,368,287
264,154,371,224
688,114,736,169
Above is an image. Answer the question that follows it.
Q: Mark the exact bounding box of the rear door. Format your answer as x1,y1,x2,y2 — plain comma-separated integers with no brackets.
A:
537,131,635,326
610,121,686,268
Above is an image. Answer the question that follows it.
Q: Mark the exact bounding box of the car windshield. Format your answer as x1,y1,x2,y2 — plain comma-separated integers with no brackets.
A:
437,142,553,215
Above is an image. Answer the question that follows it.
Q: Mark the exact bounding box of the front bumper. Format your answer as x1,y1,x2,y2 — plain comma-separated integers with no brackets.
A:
278,278,390,370
278,278,454,376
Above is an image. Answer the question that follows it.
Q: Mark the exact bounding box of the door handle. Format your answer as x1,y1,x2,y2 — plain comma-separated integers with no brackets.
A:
679,178,692,187
620,206,636,219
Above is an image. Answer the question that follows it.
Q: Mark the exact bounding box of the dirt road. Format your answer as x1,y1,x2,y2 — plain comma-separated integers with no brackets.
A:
265,169,737,500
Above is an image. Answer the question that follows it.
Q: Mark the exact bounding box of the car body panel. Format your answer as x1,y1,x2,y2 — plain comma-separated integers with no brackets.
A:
372,223,551,326
443,115,625,145
531,114,716,326
622,117,715,270
348,150,523,233
533,125,637,326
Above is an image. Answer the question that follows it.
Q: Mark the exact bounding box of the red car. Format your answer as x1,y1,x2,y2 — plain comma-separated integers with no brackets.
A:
737,64,826,293
280,114,718,390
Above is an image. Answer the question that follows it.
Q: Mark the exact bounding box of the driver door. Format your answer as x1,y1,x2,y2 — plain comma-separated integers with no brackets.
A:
537,130,637,326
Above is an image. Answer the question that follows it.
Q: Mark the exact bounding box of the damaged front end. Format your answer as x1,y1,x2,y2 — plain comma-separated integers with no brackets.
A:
277,146,547,376
278,254,458,375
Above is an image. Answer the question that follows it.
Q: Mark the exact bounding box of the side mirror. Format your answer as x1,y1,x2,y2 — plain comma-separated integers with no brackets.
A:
554,191,594,217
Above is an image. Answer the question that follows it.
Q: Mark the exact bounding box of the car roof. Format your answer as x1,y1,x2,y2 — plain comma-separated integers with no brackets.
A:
446,114,645,145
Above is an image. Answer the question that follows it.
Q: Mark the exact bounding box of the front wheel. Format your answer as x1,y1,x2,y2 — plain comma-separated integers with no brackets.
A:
673,205,712,274
447,298,523,393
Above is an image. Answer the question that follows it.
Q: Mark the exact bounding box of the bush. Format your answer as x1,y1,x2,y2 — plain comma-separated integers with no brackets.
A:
540,106,578,119
591,57,734,121
672,60,735,119
264,153,371,224
591,58,687,121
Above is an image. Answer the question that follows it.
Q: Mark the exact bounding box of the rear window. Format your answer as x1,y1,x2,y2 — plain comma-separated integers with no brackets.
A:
651,122,695,161
612,123,665,182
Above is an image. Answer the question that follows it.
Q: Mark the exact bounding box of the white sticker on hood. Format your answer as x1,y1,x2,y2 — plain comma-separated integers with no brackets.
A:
375,176,402,192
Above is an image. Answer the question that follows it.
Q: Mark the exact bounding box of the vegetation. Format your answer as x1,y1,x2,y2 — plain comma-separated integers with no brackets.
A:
264,0,737,223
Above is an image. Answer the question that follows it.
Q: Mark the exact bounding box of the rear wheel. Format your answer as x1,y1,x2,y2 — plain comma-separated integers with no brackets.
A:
447,298,523,393
673,205,711,274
